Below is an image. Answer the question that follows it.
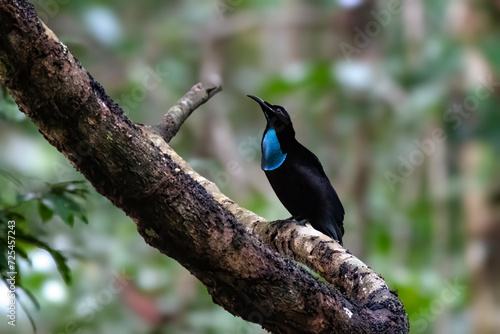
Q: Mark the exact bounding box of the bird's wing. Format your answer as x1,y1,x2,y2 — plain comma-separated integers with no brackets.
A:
296,143,345,217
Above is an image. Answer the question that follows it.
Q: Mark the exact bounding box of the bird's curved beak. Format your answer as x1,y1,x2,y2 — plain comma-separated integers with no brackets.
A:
247,95,273,121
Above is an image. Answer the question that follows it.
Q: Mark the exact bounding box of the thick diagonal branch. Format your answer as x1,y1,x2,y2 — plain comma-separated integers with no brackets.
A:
0,1,409,333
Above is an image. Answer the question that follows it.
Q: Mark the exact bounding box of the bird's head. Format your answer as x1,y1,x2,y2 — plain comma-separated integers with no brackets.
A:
247,95,295,138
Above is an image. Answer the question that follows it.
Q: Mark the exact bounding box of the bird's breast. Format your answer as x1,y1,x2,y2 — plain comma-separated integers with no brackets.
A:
261,128,287,171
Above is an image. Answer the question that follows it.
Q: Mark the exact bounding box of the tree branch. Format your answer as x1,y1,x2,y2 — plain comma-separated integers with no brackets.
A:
0,1,409,333
151,82,222,142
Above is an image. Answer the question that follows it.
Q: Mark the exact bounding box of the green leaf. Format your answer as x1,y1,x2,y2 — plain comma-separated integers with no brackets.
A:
38,199,54,222
49,249,72,285
43,192,88,226
17,233,72,285
37,180,89,226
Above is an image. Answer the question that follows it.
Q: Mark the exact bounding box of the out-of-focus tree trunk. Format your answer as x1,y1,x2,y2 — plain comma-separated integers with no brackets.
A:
462,142,500,334
452,0,500,332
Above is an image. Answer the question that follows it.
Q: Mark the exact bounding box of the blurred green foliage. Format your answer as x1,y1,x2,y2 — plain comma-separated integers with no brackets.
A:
0,173,89,283
0,171,89,331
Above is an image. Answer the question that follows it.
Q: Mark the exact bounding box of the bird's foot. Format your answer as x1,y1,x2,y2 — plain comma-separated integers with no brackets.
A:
287,217,309,226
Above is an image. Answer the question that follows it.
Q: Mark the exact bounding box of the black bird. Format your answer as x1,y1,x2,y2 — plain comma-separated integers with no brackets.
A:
247,95,345,245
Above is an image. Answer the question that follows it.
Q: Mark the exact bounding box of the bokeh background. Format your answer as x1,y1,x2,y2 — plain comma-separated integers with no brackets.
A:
1,0,500,333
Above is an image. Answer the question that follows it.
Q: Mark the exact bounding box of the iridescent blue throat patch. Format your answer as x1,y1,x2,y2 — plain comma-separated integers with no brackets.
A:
261,128,287,171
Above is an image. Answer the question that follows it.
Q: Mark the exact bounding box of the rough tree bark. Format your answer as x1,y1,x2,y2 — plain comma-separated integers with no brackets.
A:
0,1,409,333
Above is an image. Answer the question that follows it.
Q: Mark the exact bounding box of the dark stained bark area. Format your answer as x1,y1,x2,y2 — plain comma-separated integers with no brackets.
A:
0,1,409,333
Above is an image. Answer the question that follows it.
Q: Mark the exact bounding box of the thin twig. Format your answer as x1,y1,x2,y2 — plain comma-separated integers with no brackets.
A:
152,83,222,142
